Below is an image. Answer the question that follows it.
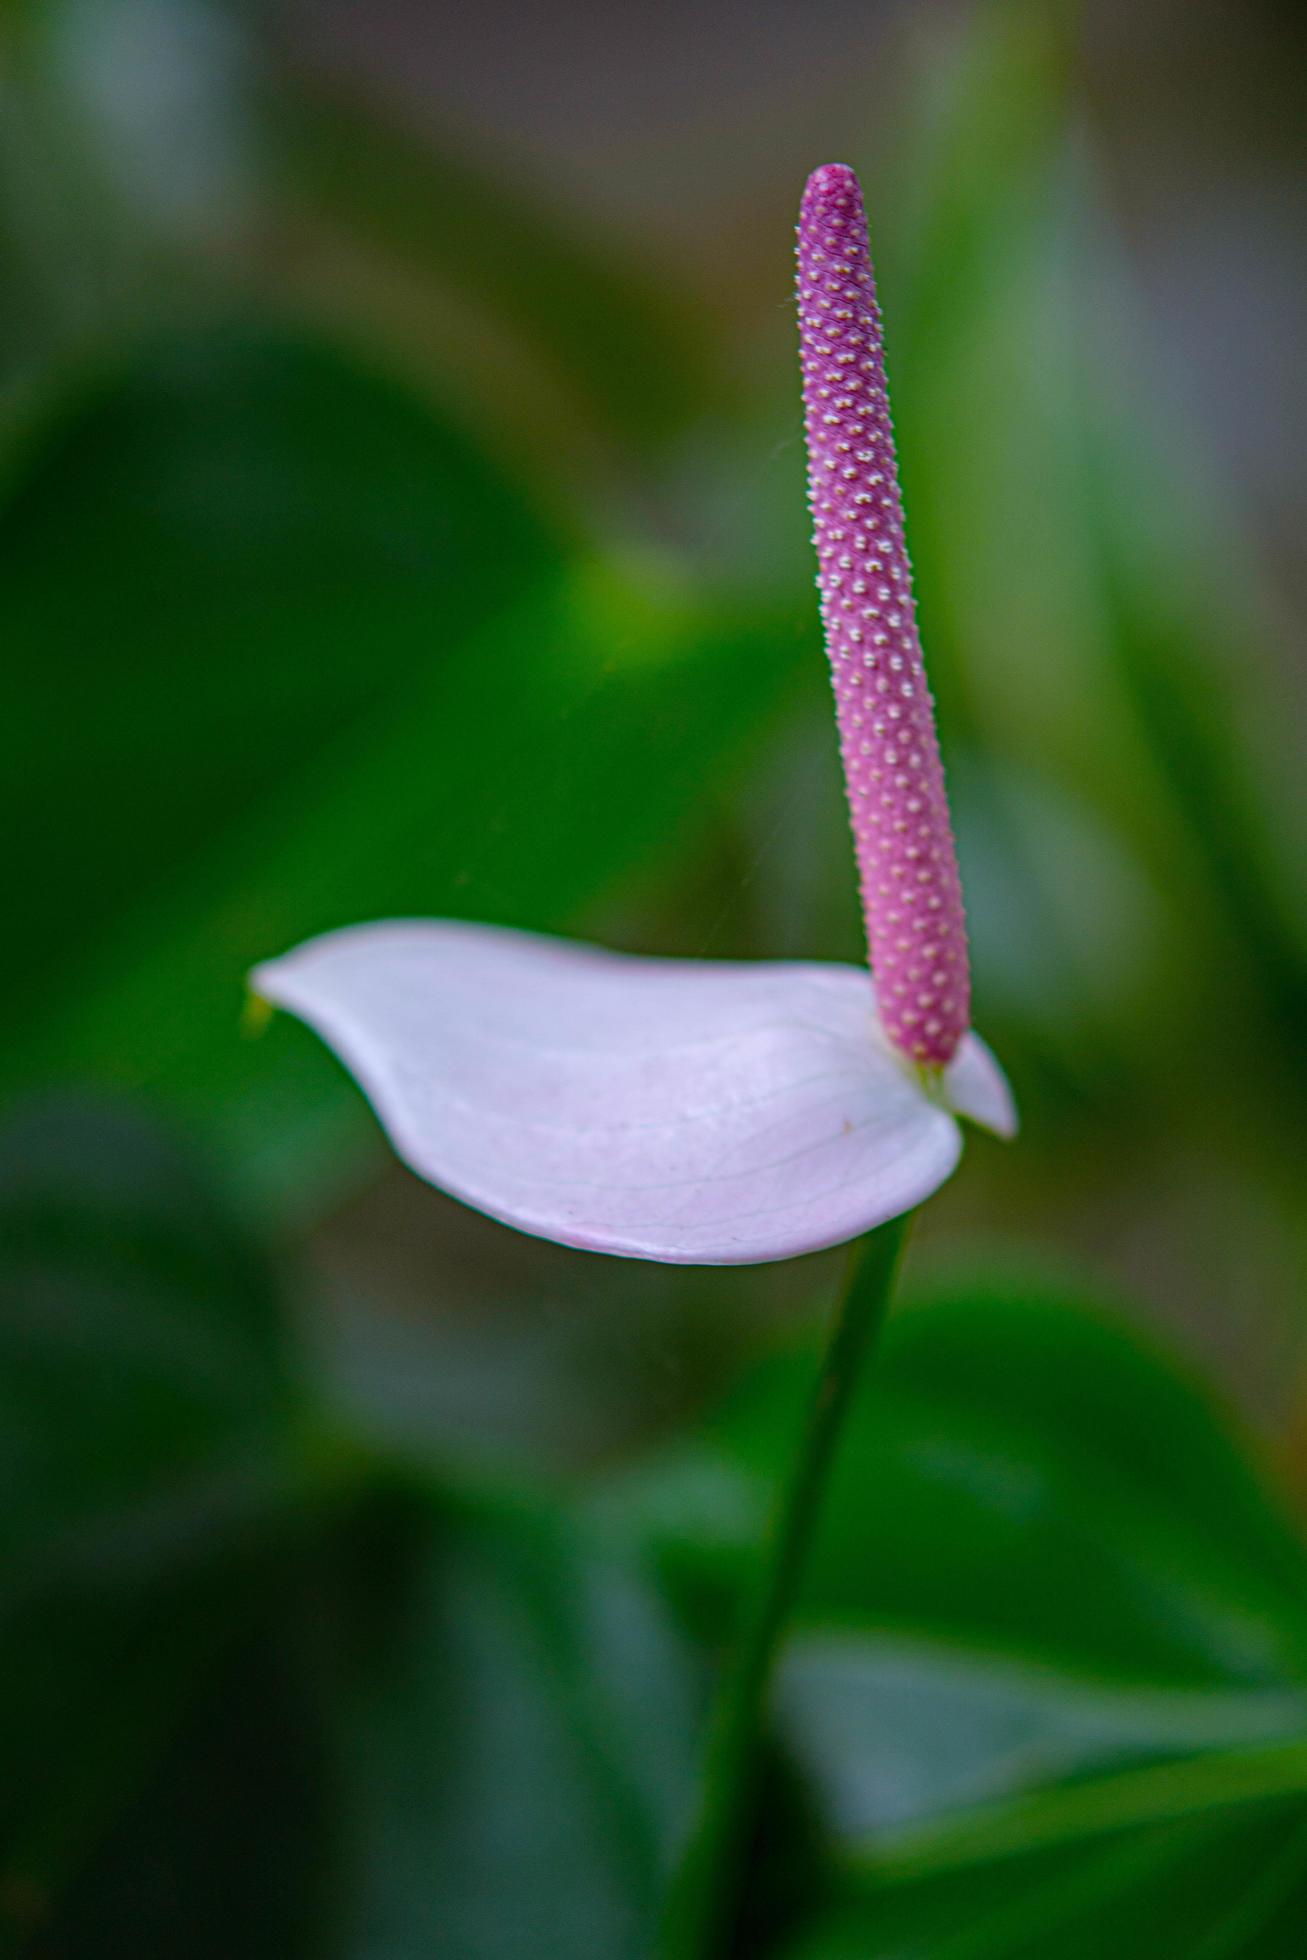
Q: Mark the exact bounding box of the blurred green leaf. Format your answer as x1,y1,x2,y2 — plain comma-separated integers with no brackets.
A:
605,1264,1307,1953
332,1487,699,1960
878,5,1195,1090
604,1268,1307,1690
0,1097,702,1959
16,1480,704,1960
0,1094,306,1943
1077,341,1307,1045
43,1606,334,1960
0,1091,298,1585
0,324,566,1038
877,0,1307,1103
787,1703,1307,1957
780,1636,1307,1847
794,1275,1307,1687
787,1798,1307,1960
24,1486,702,1960
11,554,801,1207
278,78,716,455
0,318,803,1208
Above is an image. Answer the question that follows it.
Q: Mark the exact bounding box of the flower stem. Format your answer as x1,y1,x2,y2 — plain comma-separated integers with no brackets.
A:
658,1214,910,1959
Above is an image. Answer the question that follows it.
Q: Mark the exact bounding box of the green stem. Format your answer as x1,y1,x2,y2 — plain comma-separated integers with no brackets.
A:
659,1215,910,1959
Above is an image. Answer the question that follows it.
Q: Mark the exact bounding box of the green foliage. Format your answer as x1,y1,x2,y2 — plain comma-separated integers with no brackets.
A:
0,326,802,1205
879,0,1307,1117
0,1095,305,1942
607,1266,1307,1955
0,322,561,1071
0,325,562,1017
277,78,717,456
788,1802,1307,1960
7,1100,1307,1956
0,1098,699,1959
604,1268,1307,1688
337,1493,697,1960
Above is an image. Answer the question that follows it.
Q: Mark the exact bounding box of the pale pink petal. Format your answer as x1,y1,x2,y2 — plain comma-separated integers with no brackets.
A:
944,1033,1019,1140
251,923,965,1265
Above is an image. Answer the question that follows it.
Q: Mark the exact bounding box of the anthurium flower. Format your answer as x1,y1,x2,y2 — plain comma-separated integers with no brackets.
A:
252,164,1014,1265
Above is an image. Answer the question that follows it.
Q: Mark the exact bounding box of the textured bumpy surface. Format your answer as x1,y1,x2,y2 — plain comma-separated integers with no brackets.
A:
797,163,970,1066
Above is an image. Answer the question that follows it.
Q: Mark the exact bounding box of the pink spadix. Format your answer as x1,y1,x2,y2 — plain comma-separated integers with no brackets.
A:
798,164,969,1067
251,166,1014,1265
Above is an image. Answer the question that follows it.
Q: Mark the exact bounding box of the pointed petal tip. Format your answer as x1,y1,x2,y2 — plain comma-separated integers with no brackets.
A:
240,985,275,1039
945,1033,1019,1141
251,922,969,1266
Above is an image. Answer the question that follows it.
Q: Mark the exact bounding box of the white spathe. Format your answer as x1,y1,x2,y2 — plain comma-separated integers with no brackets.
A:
253,921,1015,1265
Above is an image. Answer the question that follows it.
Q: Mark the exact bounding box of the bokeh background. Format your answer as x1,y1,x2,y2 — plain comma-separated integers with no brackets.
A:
4,1,1307,1955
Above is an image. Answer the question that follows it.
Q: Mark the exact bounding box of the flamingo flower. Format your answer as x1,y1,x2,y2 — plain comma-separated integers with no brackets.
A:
251,165,1015,1265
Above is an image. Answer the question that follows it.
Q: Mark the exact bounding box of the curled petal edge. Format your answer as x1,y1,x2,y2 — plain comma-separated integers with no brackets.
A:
252,922,1015,1266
